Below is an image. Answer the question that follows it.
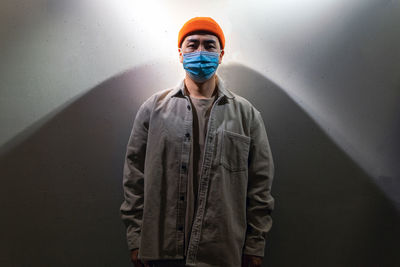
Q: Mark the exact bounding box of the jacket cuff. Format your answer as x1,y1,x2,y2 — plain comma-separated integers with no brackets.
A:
243,235,266,257
127,235,141,251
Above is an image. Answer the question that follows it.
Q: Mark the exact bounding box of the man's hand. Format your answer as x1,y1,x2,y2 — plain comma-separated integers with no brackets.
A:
242,254,263,267
130,249,150,267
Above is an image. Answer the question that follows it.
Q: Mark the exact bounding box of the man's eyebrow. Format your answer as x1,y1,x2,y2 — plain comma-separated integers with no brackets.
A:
186,39,217,44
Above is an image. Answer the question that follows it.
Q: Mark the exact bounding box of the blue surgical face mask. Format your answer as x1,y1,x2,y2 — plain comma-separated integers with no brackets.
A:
182,51,220,83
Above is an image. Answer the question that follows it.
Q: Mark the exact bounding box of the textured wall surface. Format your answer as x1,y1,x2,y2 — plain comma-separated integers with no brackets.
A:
1,0,399,266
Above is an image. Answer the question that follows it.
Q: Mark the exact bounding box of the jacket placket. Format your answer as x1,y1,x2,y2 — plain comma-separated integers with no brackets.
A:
185,94,225,266
176,97,194,257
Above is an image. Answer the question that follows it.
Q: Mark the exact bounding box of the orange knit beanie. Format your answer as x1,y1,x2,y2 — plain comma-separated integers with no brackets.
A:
178,17,225,49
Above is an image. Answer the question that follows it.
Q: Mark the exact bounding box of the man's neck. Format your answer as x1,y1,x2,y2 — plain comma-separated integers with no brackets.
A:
184,74,218,99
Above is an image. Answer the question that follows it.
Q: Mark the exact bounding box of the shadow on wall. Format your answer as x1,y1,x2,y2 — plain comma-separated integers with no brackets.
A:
0,63,399,267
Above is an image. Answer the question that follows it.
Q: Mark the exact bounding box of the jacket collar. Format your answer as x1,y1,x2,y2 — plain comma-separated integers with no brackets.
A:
170,75,235,99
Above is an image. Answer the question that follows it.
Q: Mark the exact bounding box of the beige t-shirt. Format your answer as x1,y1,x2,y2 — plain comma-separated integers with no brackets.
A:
184,88,218,257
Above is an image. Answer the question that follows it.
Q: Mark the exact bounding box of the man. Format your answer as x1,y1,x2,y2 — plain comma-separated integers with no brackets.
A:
120,17,275,267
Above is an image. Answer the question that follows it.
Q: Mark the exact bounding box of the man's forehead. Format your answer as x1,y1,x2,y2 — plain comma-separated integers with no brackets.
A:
183,32,219,42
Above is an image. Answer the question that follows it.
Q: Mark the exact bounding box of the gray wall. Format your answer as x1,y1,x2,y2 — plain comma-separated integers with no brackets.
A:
1,0,399,266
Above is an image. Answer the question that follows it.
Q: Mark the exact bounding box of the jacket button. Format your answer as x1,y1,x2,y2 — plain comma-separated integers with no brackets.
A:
185,133,190,138
180,196,185,201
187,105,191,110
181,164,186,170
178,226,183,231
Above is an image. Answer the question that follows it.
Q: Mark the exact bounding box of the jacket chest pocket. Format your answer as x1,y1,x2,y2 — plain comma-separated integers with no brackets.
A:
220,130,251,172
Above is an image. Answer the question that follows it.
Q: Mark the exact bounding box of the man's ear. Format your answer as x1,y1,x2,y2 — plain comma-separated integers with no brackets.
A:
219,49,224,64
178,47,183,63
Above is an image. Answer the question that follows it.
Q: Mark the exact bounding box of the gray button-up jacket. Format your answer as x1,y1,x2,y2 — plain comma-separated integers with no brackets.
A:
120,75,275,267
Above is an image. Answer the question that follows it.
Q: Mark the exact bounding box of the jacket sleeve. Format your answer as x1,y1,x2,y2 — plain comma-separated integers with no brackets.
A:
119,96,154,251
243,109,275,257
